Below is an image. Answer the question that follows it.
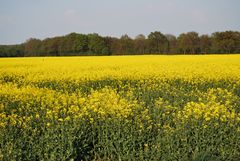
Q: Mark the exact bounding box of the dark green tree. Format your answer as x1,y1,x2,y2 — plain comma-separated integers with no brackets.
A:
88,33,110,55
74,34,88,55
148,31,168,54
177,32,200,54
212,31,240,53
24,38,42,56
134,34,147,54
119,34,134,54
165,34,177,54
199,35,212,54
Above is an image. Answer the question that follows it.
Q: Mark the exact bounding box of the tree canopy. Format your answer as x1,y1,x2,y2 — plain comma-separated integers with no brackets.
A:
0,31,239,57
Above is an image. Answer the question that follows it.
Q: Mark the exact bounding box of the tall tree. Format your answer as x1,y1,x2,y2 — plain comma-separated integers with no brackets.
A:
42,37,63,56
212,31,240,53
134,34,147,54
0,45,24,57
62,33,78,55
177,32,200,54
199,35,212,54
165,34,177,54
119,34,134,54
88,33,110,55
24,38,42,56
148,31,168,54
73,34,88,55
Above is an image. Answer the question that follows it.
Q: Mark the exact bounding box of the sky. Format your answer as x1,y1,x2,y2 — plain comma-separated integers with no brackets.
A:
0,0,240,44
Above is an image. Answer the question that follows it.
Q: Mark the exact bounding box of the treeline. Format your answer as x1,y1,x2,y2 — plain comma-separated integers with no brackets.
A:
0,31,240,57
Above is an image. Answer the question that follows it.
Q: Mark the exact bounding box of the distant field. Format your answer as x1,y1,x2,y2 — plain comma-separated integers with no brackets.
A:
1,55,240,160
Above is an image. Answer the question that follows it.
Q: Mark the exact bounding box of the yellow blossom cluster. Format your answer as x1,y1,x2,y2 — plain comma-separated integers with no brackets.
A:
0,55,240,160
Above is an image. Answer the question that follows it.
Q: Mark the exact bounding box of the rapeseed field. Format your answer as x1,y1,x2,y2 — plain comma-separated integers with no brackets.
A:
0,55,240,160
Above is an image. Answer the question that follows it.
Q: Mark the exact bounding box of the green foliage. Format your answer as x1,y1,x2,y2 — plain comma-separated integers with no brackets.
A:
0,31,240,57
212,31,240,53
0,45,24,57
87,33,110,55
177,32,200,54
148,31,168,53
1,78,240,160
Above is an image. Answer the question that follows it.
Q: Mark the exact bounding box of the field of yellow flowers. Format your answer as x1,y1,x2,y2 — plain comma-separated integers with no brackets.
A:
0,55,240,160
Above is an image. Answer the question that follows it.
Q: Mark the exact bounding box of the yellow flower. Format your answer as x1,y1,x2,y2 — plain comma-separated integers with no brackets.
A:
58,118,64,122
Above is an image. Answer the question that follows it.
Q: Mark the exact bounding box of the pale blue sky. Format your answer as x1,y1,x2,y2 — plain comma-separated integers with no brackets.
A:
0,0,239,44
